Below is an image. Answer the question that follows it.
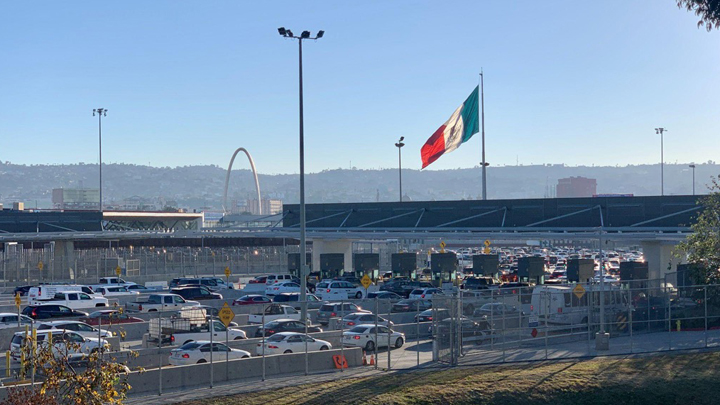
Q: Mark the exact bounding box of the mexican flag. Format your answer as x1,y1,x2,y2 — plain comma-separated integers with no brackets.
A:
421,86,479,169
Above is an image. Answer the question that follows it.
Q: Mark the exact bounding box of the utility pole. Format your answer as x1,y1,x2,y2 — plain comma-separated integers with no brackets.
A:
655,128,667,196
93,108,107,211
480,71,488,200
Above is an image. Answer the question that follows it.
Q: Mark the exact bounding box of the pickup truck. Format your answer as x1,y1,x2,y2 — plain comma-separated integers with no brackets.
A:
32,292,108,309
149,318,247,345
248,304,301,324
91,277,137,291
125,294,200,313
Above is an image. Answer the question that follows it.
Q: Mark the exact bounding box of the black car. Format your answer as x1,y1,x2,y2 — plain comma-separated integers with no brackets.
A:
382,281,434,298
415,308,451,322
13,286,33,296
22,305,88,320
367,291,403,300
432,317,490,344
170,287,222,301
254,319,322,337
391,299,432,313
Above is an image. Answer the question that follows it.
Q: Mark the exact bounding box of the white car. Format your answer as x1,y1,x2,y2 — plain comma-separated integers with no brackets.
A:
408,288,444,300
95,286,140,297
255,332,332,355
265,282,307,296
169,341,251,365
316,281,365,300
0,313,34,329
342,324,405,352
340,313,393,330
36,320,113,338
10,330,108,362
265,274,294,286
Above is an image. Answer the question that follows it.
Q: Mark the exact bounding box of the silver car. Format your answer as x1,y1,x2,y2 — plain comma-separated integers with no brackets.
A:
339,313,393,330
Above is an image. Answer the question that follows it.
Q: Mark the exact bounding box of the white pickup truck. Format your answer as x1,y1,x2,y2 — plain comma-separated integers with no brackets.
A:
248,304,301,324
125,294,200,313
91,277,137,292
32,292,108,309
149,318,247,345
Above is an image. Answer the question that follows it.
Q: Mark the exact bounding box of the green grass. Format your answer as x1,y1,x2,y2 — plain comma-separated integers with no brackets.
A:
179,351,720,405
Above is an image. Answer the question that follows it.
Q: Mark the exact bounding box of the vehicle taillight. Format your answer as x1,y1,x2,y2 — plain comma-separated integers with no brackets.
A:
267,330,274,334
557,308,562,313
181,353,189,358
530,305,534,311
421,294,425,298
347,322,355,326
353,336,360,340
331,312,336,317
138,305,143,311
327,289,331,293
268,345,279,349
170,335,175,343
32,309,37,317
427,317,432,321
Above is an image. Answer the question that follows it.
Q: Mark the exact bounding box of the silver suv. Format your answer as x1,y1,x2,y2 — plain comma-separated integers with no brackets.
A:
317,302,369,325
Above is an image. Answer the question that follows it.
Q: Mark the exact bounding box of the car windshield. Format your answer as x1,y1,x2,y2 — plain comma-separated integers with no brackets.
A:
317,283,329,289
319,305,334,312
410,289,423,295
344,314,360,320
266,334,285,342
348,326,368,333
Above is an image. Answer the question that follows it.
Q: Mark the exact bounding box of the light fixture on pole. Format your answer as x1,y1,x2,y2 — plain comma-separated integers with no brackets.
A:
395,137,405,202
278,27,323,323
655,128,667,196
689,164,696,195
93,108,107,212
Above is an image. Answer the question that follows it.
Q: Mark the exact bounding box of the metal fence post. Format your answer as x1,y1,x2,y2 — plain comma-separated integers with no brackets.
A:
490,289,495,350
261,303,266,381
304,299,309,376
416,299,420,367
629,287,633,354
544,291,549,360
158,307,163,396
374,297,379,370
209,317,214,388
340,300,344,373
705,286,709,348
226,325,229,380
667,284,672,351
387,312,391,370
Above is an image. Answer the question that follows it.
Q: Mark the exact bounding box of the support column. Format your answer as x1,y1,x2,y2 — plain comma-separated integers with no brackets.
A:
53,240,76,280
640,241,679,287
312,239,353,277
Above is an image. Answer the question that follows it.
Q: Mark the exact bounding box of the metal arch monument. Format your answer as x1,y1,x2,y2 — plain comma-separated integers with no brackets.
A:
223,147,262,214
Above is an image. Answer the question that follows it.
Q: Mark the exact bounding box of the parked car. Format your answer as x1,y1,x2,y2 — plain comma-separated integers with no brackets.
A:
248,304,301,324
0,313,34,329
334,276,362,287
317,303,369,325
461,277,498,291
255,332,331,355
170,287,223,301
150,318,247,345
391,299,432,313
272,293,324,310
254,319,322,338
22,305,88,320
36,320,113,338
233,295,271,306
169,341,250,365
432,317,490,345
31,291,108,309
248,276,268,284
94,286,140,297
380,281,433,298
408,288,444,300
125,294,200,313
91,277,137,291
367,291,403,300
176,278,224,292
473,303,523,318
126,284,153,292
265,274,294,286
342,324,405,351
340,313,393,329
79,310,144,326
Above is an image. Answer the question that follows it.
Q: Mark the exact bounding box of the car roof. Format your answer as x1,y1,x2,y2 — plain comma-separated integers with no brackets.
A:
39,320,82,325
274,332,302,336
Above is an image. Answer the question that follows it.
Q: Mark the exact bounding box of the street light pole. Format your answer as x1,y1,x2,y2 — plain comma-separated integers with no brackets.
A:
93,108,107,212
278,27,323,323
395,137,405,202
689,164,696,195
480,71,487,200
655,128,667,196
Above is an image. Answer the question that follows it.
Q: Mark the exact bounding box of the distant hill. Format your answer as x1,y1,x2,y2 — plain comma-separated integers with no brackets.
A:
0,161,717,210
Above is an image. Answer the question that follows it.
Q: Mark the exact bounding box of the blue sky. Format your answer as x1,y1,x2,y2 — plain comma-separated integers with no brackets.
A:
0,1,718,174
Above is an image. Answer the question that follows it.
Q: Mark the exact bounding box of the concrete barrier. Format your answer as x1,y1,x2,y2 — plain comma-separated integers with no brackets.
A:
125,347,363,395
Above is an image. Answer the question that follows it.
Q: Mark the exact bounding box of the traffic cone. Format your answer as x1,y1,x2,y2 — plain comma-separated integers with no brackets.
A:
369,354,375,366
362,351,367,365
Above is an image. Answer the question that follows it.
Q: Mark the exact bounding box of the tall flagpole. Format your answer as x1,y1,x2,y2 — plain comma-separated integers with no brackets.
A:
480,70,487,200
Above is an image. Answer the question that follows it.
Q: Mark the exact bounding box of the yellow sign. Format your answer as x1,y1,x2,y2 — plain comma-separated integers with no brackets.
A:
218,303,235,327
14,293,21,308
115,266,122,277
361,274,372,289
483,247,491,254
440,241,446,253
37,261,44,271
224,267,231,278
573,284,586,300
484,239,491,247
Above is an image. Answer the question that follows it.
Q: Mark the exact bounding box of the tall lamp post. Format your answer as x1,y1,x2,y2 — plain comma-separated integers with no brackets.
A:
93,108,107,212
395,137,405,202
655,127,667,196
278,27,323,323
689,164,696,195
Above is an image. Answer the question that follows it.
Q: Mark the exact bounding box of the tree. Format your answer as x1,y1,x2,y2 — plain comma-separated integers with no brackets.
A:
677,0,720,31
677,176,720,284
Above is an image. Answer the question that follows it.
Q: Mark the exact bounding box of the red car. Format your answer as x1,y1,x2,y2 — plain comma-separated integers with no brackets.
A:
79,310,144,326
232,294,271,306
248,276,268,284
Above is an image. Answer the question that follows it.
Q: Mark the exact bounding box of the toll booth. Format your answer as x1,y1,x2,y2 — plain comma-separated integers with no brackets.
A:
353,253,380,280
567,259,594,283
320,253,345,280
391,253,417,278
431,252,457,287
472,254,499,277
287,253,312,278
620,261,649,289
518,256,545,284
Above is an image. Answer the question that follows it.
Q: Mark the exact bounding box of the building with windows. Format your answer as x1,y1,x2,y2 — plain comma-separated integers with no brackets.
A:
52,188,99,210
246,199,283,215
556,177,597,198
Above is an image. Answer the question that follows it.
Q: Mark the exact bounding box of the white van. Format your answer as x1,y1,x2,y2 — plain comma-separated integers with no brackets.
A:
28,285,98,305
265,274,293,286
530,284,627,325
